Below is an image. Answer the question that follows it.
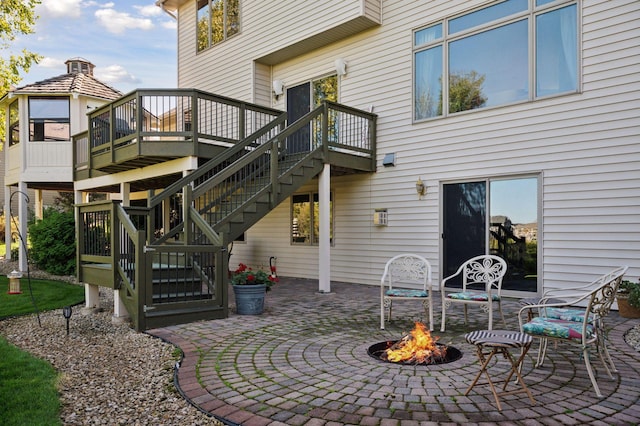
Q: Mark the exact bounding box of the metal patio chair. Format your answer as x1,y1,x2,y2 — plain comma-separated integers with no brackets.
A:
380,254,434,331
518,266,628,397
440,254,507,332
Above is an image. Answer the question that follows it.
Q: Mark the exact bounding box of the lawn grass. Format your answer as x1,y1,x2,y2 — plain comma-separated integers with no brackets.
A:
0,276,84,318
0,336,62,426
0,276,85,425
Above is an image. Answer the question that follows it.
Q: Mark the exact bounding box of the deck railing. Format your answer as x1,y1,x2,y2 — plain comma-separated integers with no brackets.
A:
72,89,283,172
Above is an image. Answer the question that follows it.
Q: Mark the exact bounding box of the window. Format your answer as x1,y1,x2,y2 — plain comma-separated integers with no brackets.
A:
9,100,19,146
28,97,70,141
414,0,577,120
291,192,333,245
197,0,239,52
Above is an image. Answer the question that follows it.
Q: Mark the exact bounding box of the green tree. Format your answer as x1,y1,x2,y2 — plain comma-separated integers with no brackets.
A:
0,0,41,147
448,70,487,114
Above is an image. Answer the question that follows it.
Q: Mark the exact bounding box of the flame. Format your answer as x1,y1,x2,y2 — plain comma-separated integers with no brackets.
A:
385,322,446,364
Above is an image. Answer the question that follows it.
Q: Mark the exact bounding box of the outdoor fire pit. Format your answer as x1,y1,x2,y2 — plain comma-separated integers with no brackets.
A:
368,322,462,365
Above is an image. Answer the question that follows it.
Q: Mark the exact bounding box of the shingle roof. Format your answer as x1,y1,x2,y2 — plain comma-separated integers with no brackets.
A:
11,72,122,101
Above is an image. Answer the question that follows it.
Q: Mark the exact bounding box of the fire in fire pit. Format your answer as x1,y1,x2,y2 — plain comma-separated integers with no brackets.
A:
368,322,462,365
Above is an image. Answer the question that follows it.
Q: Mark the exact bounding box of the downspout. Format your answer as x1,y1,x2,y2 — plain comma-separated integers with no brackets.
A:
155,0,177,20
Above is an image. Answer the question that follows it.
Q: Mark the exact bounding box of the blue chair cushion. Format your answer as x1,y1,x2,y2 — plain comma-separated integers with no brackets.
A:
446,292,499,301
522,317,594,341
545,307,589,323
385,289,428,297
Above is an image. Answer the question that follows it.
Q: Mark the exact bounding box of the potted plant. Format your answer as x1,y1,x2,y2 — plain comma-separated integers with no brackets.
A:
617,278,640,319
231,262,278,315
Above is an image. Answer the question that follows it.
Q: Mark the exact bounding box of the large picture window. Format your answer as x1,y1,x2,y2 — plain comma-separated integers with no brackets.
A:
28,97,70,142
414,0,578,120
291,192,333,245
197,0,239,52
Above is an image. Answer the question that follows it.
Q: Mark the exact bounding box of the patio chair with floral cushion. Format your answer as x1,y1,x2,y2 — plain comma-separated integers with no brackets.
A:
440,254,508,332
380,254,434,331
518,266,628,397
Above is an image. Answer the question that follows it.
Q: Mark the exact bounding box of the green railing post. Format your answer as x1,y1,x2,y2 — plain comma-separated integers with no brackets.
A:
322,103,329,159
183,184,193,244
136,92,143,156
135,227,146,331
239,102,245,141
192,90,199,156
270,139,279,207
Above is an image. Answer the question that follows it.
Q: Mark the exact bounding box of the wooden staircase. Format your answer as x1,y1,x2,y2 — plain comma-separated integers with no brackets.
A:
77,100,376,330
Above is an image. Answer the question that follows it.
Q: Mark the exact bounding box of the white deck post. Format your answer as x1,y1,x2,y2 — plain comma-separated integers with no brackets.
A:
4,186,10,261
318,164,331,293
17,181,28,272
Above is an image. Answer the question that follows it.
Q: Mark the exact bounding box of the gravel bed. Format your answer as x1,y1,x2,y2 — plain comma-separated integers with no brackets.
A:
0,262,222,425
0,261,638,424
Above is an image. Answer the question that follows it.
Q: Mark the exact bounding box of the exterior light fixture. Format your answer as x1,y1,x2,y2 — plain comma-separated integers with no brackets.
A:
7,270,22,294
63,306,73,335
335,58,347,76
415,177,426,198
272,80,284,100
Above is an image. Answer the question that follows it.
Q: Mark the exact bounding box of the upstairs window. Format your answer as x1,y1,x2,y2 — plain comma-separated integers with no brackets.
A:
197,0,240,52
9,100,19,146
414,0,578,120
28,97,70,142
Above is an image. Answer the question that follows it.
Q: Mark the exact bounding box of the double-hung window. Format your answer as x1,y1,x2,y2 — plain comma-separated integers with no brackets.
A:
197,0,239,52
414,0,578,120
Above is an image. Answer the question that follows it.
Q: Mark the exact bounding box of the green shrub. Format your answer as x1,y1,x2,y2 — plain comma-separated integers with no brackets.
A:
28,209,76,276
619,279,640,309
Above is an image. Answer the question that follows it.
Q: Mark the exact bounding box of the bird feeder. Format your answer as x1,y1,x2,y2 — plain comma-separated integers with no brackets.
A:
8,270,22,294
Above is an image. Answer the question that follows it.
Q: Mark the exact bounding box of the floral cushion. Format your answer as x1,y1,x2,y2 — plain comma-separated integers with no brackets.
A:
446,292,499,301
386,289,429,297
545,307,589,323
522,317,594,341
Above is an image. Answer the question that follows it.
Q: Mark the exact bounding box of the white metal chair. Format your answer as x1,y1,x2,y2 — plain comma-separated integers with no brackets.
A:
380,254,433,331
440,254,507,332
518,266,628,397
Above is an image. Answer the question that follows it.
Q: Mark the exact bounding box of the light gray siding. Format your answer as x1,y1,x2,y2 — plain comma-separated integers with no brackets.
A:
178,0,640,291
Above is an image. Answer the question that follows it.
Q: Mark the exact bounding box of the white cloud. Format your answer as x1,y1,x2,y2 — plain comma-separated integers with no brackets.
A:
95,7,154,35
95,64,141,84
135,4,162,17
38,57,65,69
162,20,177,30
38,0,84,18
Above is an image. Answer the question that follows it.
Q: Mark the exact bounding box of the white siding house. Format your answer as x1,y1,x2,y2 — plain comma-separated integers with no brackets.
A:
158,0,640,298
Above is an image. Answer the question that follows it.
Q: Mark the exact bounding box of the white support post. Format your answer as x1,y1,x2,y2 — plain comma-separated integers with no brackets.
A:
318,164,331,293
4,186,11,261
17,181,28,273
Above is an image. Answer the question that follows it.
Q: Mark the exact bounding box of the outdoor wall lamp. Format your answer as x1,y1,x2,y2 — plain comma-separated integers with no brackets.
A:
415,177,426,198
273,80,284,100
335,58,347,76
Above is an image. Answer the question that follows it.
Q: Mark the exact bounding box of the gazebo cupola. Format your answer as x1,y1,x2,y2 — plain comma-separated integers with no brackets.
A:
65,57,95,76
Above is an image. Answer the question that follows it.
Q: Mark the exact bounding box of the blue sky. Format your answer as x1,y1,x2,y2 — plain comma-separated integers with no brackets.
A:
9,0,177,94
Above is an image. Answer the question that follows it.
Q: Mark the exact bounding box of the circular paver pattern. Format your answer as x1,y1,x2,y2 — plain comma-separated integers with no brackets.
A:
150,279,640,425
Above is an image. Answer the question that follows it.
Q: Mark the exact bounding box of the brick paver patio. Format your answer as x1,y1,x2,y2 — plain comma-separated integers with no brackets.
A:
149,278,640,425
